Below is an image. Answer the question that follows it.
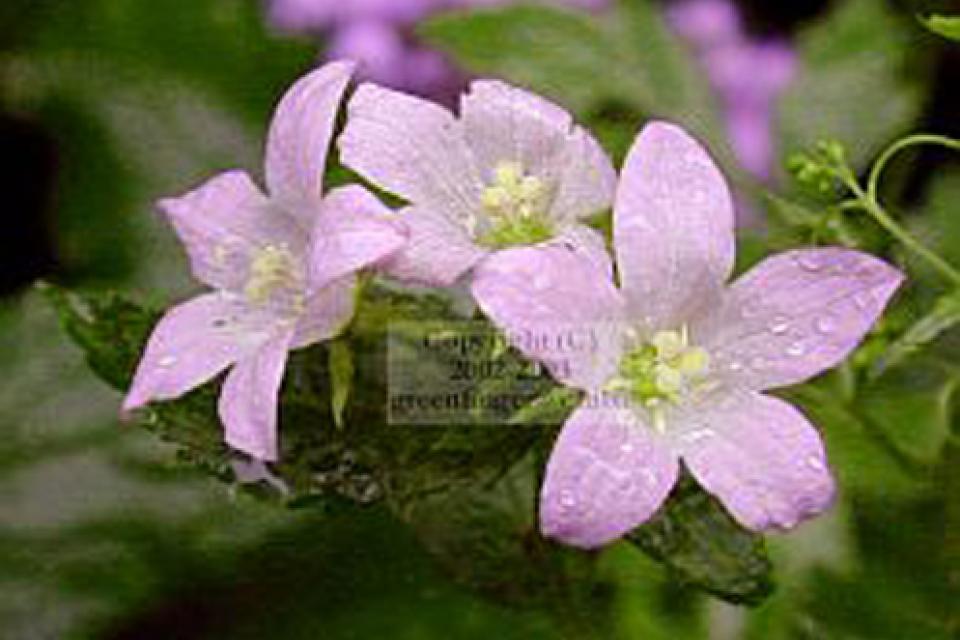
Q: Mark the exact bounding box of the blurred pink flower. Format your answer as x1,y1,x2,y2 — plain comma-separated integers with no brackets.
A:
472,122,903,548
267,0,608,100
123,63,406,461
337,79,616,286
668,0,796,180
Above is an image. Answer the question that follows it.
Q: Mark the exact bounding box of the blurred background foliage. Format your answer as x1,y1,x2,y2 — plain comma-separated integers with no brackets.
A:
1,0,958,638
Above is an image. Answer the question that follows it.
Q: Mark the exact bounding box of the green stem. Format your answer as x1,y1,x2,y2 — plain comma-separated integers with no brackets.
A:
848,134,960,286
866,134,960,202
841,177,960,287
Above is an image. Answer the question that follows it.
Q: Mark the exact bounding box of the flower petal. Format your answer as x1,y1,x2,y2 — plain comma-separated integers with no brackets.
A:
460,80,615,221
310,184,408,289
540,401,679,548
158,171,304,291
338,82,483,224
265,60,354,215
673,391,835,531
220,330,295,461
123,293,275,411
291,274,358,349
697,248,904,390
551,223,613,281
614,121,735,329
472,244,625,391
380,206,488,286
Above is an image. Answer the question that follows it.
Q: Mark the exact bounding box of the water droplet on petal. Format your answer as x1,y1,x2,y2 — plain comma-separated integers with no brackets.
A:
769,316,790,335
158,355,177,368
559,490,577,509
795,253,822,272
806,456,826,471
620,441,635,454
728,360,744,372
814,315,836,335
786,342,806,357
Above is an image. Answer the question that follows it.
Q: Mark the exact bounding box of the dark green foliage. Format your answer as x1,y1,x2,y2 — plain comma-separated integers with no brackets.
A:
628,473,774,606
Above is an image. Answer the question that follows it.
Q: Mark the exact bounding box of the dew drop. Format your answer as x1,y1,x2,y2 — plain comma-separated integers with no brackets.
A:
158,355,177,368
769,316,790,335
559,490,577,509
814,315,836,335
786,342,806,357
806,456,826,471
620,441,635,454
795,253,822,272
727,360,744,372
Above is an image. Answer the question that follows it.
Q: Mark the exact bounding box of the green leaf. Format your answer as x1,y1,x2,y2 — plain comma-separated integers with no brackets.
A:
779,0,923,171
328,338,354,429
873,290,960,376
420,0,729,165
919,14,960,41
627,474,774,606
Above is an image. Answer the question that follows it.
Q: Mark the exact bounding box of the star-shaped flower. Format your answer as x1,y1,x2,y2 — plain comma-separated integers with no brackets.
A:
337,79,617,286
472,121,904,548
123,62,406,461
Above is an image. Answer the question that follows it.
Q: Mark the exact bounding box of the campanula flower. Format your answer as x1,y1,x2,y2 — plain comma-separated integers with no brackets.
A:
338,79,617,286
472,121,903,548
123,62,406,461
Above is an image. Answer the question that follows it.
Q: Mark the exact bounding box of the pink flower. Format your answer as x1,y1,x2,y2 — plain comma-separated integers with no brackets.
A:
338,80,617,286
472,122,903,548
123,62,406,461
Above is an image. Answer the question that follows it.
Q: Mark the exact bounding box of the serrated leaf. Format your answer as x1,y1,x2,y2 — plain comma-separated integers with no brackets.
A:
920,14,960,41
627,473,774,606
328,338,354,429
873,290,960,376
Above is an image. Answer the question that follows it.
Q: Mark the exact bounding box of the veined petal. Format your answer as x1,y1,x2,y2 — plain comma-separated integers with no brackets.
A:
540,401,679,549
380,206,488,286
614,121,735,329
472,244,625,391
550,223,613,281
158,171,304,291
220,329,295,462
697,248,904,390
673,391,835,531
550,126,617,221
265,60,354,216
460,80,615,221
338,83,483,223
291,274,358,349
310,184,408,290
123,293,275,411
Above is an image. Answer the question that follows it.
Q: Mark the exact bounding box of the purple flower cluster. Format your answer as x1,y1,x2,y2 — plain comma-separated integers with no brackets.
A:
667,0,795,180
267,0,607,100
127,62,902,547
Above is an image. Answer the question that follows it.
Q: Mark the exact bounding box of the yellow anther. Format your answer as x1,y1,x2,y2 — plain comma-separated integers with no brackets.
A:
244,245,302,309
677,347,710,376
481,161,548,220
651,330,685,360
494,161,523,186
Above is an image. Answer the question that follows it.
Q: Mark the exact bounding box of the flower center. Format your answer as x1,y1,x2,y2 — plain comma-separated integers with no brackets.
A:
608,327,710,428
477,161,553,247
244,244,304,315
